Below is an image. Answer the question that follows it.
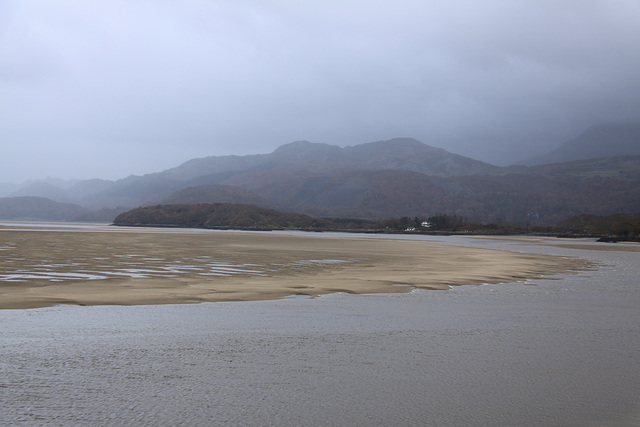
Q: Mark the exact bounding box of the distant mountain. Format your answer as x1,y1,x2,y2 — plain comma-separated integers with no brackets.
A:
158,155,640,224
78,175,184,209
3,133,640,226
0,182,19,198
161,137,499,181
2,178,115,207
189,153,634,225
341,138,498,175
267,169,450,219
234,156,640,224
9,181,73,203
68,137,497,210
0,197,89,221
522,122,640,165
66,179,115,200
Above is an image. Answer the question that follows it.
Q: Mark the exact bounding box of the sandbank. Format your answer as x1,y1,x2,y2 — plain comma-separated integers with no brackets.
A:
0,226,590,309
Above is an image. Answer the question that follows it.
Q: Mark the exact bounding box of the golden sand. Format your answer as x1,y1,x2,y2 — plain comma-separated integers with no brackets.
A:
0,225,591,309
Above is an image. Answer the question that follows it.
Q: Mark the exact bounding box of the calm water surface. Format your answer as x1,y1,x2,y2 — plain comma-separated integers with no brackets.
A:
1,232,639,426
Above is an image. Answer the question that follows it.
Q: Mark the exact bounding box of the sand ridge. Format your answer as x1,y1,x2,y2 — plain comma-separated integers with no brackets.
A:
0,226,591,309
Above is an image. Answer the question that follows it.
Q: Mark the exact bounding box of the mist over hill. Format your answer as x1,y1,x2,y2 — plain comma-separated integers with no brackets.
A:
0,197,89,221
2,128,640,225
521,122,640,165
160,137,499,181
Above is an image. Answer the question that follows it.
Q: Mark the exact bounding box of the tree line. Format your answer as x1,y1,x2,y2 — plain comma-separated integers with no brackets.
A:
113,203,640,241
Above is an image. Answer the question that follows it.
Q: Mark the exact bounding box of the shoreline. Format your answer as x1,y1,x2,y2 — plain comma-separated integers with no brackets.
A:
0,226,592,309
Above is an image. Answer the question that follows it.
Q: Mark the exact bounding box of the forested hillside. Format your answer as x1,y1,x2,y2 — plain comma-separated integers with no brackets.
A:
113,203,335,230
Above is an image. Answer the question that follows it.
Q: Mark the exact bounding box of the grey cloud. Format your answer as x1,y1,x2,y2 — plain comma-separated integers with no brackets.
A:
2,0,640,182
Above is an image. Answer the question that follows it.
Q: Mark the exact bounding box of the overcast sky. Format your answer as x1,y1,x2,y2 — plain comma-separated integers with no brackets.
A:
2,0,640,183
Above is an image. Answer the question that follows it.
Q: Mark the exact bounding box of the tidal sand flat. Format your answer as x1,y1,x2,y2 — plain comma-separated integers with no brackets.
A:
0,224,588,309
1,228,638,426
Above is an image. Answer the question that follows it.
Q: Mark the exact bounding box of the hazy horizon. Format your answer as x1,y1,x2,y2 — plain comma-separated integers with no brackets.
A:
3,1,640,183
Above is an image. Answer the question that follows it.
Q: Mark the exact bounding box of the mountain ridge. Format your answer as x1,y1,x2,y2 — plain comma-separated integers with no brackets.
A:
3,128,640,225
159,137,498,181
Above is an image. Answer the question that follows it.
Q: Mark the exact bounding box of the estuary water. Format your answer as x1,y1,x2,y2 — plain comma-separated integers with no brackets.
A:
1,232,639,426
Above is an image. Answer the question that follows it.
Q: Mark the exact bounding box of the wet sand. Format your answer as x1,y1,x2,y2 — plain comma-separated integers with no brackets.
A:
1,232,637,426
0,225,590,309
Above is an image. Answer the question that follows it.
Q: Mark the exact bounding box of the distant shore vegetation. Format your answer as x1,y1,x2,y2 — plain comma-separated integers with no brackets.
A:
113,203,640,242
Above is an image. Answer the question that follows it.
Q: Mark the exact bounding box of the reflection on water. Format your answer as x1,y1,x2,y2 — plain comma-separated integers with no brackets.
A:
0,223,359,285
1,234,639,426
0,257,353,281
